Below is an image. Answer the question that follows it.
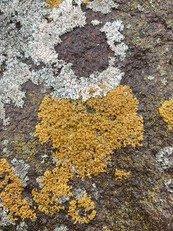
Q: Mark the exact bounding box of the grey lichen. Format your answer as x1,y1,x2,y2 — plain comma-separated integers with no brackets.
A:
53,224,69,231
0,203,14,227
0,60,31,125
86,0,119,14
156,146,173,170
91,19,102,26
25,4,86,64
28,18,127,102
100,20,128,60
11,158,30,187
16,222,28,231
44,64,123,101
72,188,86,200
0,0,86,125
0,0,127,125
165,179,173,193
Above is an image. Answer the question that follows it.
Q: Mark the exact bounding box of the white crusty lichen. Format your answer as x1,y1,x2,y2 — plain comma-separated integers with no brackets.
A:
0,203,14,227
156,146,173,170
86,0,118,14
32,64,123,101
53,224,69,231
100,20,128,60
72,188,86,200
16,222,28,231
165,179,173,193
0,0,44,63
11,158,30,187
0,0,86,125
26,4,86,64
0,60,31,125
30,18,127,101
0,0,128,125
91,19,102,26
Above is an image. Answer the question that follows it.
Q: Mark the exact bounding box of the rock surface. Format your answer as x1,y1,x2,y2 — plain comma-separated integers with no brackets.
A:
1,0,173,230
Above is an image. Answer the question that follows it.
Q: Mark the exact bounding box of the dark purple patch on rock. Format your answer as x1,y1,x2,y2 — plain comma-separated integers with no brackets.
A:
55,23,114,77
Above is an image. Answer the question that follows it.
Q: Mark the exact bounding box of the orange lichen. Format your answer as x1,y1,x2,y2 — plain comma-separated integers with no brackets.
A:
159,99,173,130
32,161,74,216
45,0,63,8
35,85,144,179
100,84,108,89
114,169,131,181
0,159,36,221
68,193,96,224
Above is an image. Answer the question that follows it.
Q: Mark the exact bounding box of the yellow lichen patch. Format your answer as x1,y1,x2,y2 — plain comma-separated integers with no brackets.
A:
32,161,74,216
45,0,63,9
159,99,173,130
82,0,90,6
100,84,108,89
68,193,96,224
114,169,131,181
89,87,98,96
35,85,144,179
102,226,112,231
0,159,36,221
82,0,102,5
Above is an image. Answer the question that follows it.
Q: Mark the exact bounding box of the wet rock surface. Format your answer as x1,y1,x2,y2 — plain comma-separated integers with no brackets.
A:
1,1,173,231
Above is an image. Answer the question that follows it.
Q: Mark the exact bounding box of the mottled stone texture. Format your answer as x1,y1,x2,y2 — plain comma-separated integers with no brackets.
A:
1,0,173,231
